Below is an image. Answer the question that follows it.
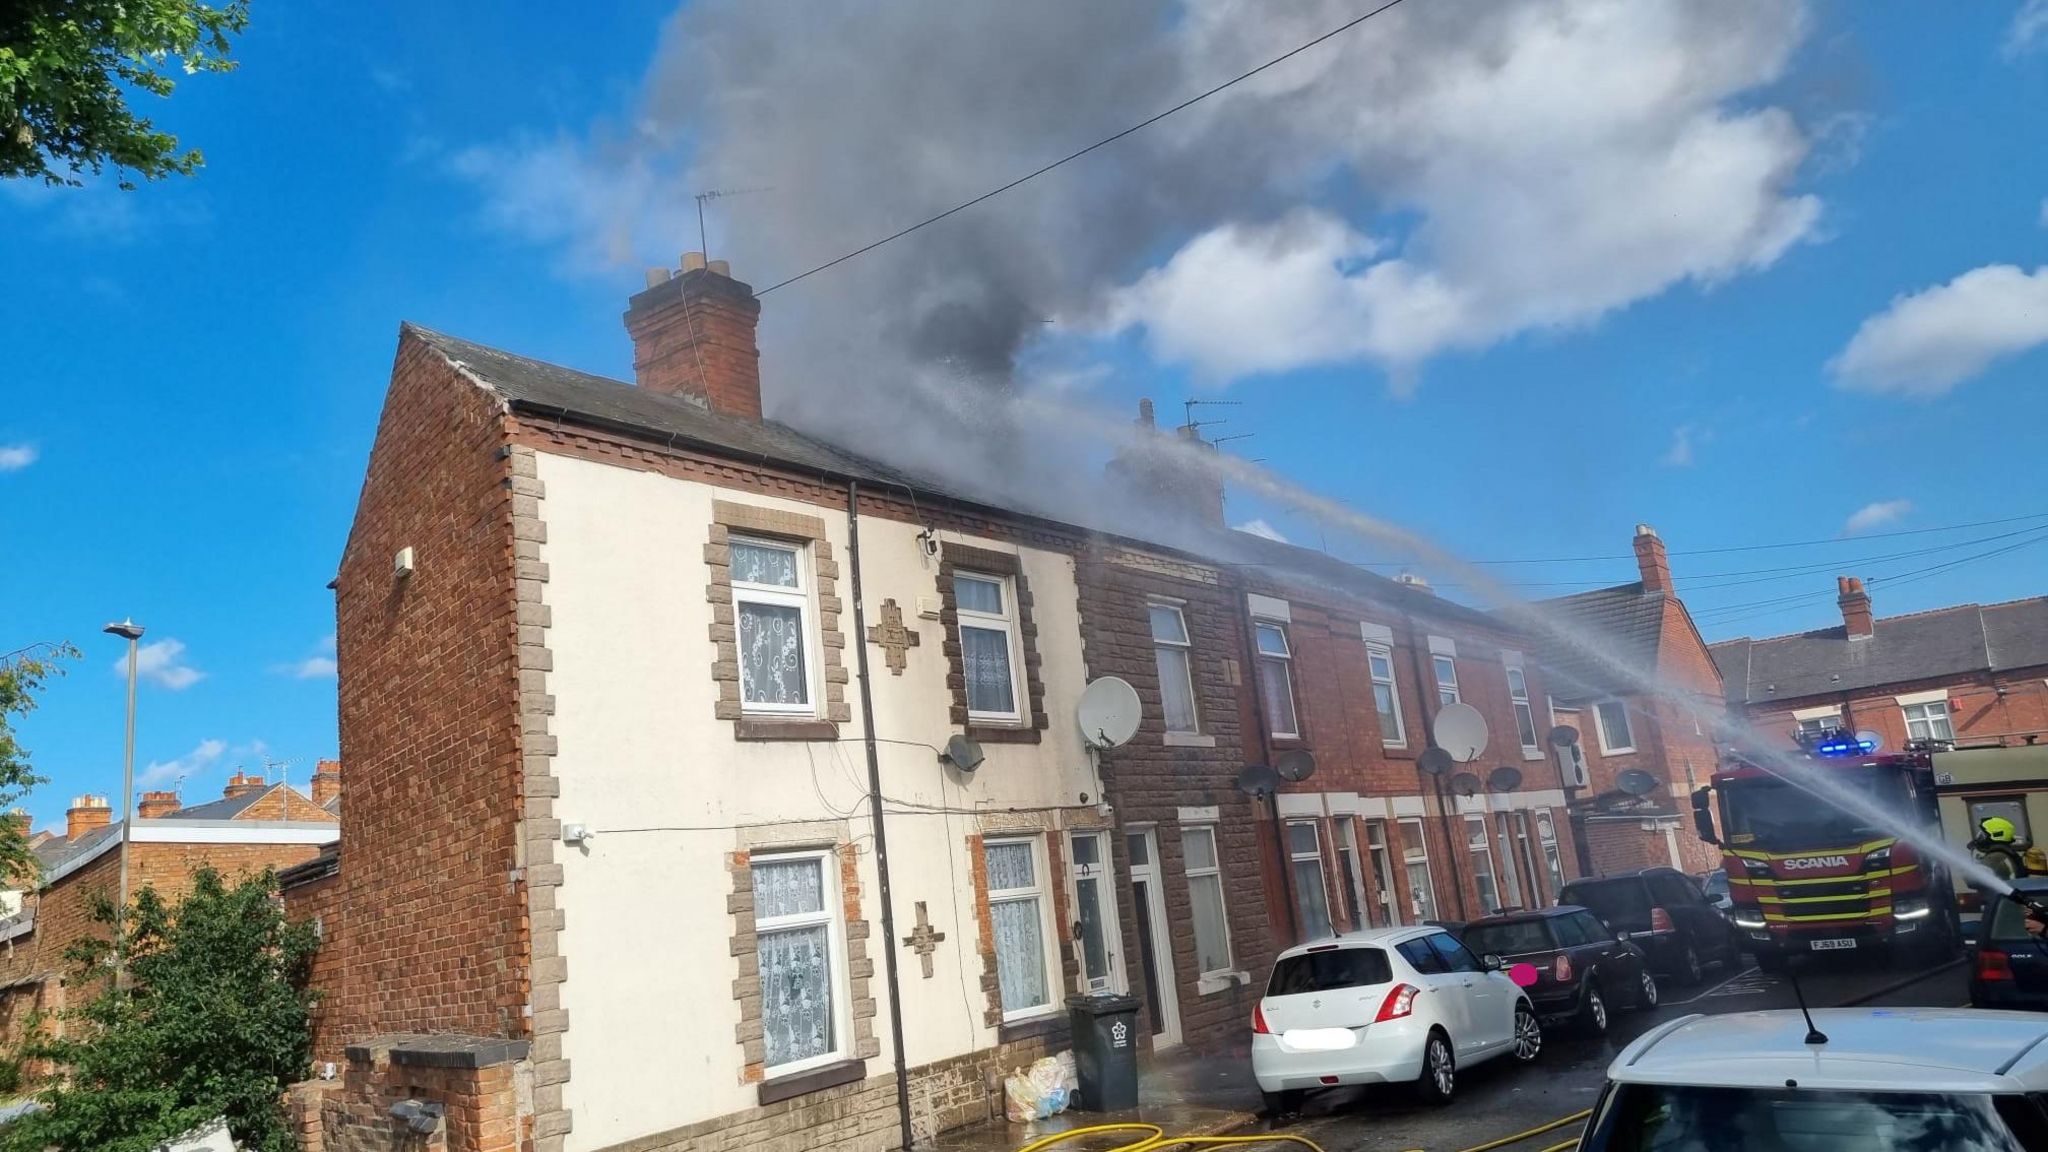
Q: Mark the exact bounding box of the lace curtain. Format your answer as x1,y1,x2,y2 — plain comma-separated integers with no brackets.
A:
738,601,808,705
732,542,799,587
1293,860,1332,939
990,898,1047,1013
961,626,1015,714
754,858,833,1068
1187,872,1229,974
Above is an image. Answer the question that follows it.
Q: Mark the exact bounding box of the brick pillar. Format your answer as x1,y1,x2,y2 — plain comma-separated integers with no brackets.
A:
65,795,110,841
1838,576,1873,639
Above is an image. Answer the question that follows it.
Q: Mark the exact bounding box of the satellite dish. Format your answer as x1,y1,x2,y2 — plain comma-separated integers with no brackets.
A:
1417,748,1454,776
1449,772,1482,798
1275,750,1318,783
1488,765,1523,793
1616,769,1660,797
1548,724,1580,749
1856,729,1885,753
1432,703,1489,763
1077,677,1142,749
1235,765,1280,799
941,734,985,773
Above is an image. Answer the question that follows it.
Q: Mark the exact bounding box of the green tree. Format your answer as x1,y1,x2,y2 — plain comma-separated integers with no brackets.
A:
6,869,318,1152
2,1,251,188
0,643,72,888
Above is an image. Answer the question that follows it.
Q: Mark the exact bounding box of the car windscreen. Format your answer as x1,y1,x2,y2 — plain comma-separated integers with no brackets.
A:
1460,919,1555,958
1701,871,1729,898
1584,1084,2039,1152
1561,879,1651,922
1266,947,1393,996
1984,893,2048,942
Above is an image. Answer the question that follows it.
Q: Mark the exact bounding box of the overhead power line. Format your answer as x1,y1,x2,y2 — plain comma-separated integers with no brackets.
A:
754,0,1413,296
1691,527,2048,629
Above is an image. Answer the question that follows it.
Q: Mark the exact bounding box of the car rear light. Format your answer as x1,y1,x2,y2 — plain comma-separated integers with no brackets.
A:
1553,953,1573,982
1252,1002,1272,1034
1375,983,1421,1022
1651,907,1675,933
1978,950,2014,983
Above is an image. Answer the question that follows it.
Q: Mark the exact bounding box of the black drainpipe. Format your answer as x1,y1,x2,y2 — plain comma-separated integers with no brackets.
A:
847,482,914,1151
1233,582,1300,941
1403,617,1469,922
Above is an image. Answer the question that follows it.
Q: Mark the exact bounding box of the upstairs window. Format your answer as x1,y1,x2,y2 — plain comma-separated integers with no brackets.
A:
732,538,813,712
1366,642,1406,747
1149,603,1199,733
1505,664,1541,756
1595,700,1636,754
1902,700,1955,743
956,573,1022,722
1433,654,1461,706
1255,622,1299,739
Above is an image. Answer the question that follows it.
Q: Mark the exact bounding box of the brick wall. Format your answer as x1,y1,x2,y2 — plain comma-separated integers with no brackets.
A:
303,1036,529,1152
237,786,335,824
328,329,529,1046
1073,543,1271,1053
283,860,347,1066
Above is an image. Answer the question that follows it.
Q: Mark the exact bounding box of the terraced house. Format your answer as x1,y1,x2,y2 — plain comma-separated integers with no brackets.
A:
300,256,1597,1152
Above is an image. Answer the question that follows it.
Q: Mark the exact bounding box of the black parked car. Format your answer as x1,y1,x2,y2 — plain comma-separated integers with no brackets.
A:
1971,877,2048,1011
1459,906,1658,1035
1560,867,1740,985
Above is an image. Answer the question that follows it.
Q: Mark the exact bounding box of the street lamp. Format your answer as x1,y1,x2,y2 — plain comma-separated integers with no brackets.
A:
103,618,144,985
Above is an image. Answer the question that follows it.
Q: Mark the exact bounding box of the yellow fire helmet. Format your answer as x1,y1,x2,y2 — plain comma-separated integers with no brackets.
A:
1982,816,2019,844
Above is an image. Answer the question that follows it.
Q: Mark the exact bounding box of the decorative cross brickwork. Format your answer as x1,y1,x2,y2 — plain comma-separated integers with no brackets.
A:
902,901,946,979
866,598,921,676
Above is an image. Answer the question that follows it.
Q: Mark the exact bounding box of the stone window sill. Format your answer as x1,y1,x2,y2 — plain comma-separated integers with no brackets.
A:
997,1013,1068,1046
1197,972,1251,997
757,1058,865,1105
735,718,840,742
1163,732,1216,749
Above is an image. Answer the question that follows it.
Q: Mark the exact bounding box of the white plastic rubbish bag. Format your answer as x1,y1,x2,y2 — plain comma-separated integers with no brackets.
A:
1003,1054,1075,1122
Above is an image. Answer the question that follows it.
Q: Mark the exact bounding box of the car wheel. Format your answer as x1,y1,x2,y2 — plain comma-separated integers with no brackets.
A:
1580,984,1609,1035
1512,1002,1543,1063
1261,1089,1304,1117
1415,1031,1456,1105
1678,943,1704,985
1638,968,1660,1010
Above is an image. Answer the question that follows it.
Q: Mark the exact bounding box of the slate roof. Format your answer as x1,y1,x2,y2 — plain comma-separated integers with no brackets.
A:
31,822,120,878
408,325,1503,633
165,782,329,822
1533,582,1668,699
1710,597,2048,705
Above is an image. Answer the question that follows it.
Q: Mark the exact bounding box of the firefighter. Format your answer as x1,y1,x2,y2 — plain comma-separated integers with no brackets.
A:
1972,816,2032,881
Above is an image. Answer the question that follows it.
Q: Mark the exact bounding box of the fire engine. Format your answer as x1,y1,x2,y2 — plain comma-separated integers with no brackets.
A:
1689,731,1962,971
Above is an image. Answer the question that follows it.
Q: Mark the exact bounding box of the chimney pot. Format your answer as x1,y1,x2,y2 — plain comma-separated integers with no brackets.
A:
1137,398,1155,427
312,759,342,809
644,267,671,289
66,794,112,841
625,260,763,419
681,251,708,273
223,771,268,800
1837,574,1874,639
1633,524,1672,595
708,259,731,277
138,790,181,819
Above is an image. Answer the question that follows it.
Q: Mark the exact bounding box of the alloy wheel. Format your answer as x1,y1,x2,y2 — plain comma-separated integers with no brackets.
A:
1640,970,1660,1008
1587,987,1608,1032
1514,1005,1542,1062
1431,1036,1454,1098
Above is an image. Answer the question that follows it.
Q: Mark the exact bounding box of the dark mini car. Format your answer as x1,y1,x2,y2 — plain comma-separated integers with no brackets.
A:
1561,867,1740,985
1458,905,1658,1035
1971,877,2048,1012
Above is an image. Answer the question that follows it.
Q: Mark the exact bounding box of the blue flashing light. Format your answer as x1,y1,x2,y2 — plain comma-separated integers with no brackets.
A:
1813,736,1878,757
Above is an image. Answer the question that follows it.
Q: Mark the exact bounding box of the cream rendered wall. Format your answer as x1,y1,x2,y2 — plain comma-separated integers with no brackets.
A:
537,451,1101,1152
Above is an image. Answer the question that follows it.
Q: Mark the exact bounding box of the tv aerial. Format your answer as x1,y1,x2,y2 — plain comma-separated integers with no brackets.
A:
694,186,774,260
1432,703,1490,764
1077,678,1142,749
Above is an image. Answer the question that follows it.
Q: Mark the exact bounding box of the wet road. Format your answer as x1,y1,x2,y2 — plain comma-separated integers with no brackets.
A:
1262,952,1972,1152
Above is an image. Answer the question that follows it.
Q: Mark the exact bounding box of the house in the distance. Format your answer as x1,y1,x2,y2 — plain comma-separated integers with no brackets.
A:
1710,583,2048,752
1536,526,1725,877
0,782,338,1047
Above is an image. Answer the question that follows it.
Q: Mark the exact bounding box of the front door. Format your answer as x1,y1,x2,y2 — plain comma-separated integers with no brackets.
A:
1069,831,1126,996
1124,828,1181,1047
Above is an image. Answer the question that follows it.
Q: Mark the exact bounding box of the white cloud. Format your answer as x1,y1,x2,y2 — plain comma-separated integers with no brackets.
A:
2009,0,2048,56
0,444,35,472
1843,499,1911,535
273,634,338,680
137,738,226,790
116,638,204,690
1829,265,2048,396
1234,518,1288,542
1661,424,1699,467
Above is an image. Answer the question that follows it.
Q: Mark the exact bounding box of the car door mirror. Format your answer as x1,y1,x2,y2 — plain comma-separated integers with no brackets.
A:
1481,953,1504,972
1617,930,1631,942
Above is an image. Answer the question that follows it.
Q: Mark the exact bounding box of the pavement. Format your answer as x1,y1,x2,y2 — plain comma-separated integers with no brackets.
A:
923,952,1975,1152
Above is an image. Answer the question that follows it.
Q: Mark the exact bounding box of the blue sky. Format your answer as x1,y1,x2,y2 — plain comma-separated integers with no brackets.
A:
3,0,2046,830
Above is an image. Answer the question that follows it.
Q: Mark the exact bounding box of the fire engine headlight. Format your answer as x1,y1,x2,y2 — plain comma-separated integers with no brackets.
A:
1894,897,1931,921
1740,858,1774,879
1864,847,1893,871
1732,908,1768,929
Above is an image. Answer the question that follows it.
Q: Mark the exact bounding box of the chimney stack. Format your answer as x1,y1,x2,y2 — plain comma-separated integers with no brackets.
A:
1105,398,1227,529
625,253,763,419
311,759,342,808
138,790,181,819
66,795,111,841
5,809,29,839
223,771,267,800
1395,572,1434,594
1838,576,1873,639
1633,524,1671,595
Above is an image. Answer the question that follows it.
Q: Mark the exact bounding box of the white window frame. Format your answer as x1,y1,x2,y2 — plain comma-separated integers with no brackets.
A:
731,536,818,716
1594,699,1636,755
1793,713,1841,741
1537,809,1567,899
1180,825,1235,979
1149,601,1199,734
751,849,852,1077
985,836,1060,1023
1254,621,1299,740
1287,820,1333,939
1433,654,1461,706
956,571,1025,724
1465,815,1500,914
1398,817,1438,923
1364,818,1399,927
1901,699,1955,743
1503,657,1542,760
1494,812,1524,910
1366,641,1407,748
1335,819,1369,931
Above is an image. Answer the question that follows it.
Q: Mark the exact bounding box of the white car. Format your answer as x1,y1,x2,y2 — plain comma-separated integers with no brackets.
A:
1251,926,1542,1111
1583,1008,2048,1150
